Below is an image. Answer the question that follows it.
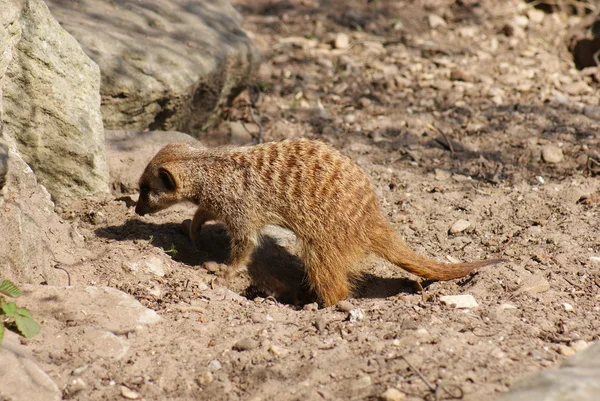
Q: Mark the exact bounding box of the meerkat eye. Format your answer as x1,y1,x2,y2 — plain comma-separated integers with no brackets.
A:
140,183,150,194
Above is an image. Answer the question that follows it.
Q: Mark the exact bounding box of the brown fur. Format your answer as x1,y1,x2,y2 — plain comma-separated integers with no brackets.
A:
135,139,503,306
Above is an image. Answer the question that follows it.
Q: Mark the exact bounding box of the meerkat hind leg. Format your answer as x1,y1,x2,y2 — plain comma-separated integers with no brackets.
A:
301,242,352,306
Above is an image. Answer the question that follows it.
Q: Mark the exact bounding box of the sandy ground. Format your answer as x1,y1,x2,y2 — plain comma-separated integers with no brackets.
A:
17,0,600,400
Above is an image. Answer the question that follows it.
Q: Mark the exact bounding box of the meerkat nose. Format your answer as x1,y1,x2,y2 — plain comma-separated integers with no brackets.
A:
135,203,147,216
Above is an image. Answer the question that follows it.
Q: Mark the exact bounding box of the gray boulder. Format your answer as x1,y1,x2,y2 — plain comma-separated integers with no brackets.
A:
0,332,61,401
496,341,600,401
1,0,109,205
46,0,261,135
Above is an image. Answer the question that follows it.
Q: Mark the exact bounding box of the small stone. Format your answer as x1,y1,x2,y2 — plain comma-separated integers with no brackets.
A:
344,114,356,124
358,97,372,108
208,360,222,370
348,308,365,322
196,371,214,386
268,344,289,357
536,176,545,185
562,81,591,95
380,388,406,401
65,378,87,395
572,340,589,352
233,338,259,351
499,303,517,310
583,106,600,120
562,302,574,312
250,312,264,323
527,8,545,24
120,385,140,400
542,145,564,164
590,256,600,264
334,33,350,49
513,15,529,28
449,219,471,234
518,274,550,294
303,302,319,311
557,344,576,357
428,14,447,29
434,169,452,181
72,365,89,376
450,68,469,82
314,317,326,332
337,300,354,312
440,294,479,309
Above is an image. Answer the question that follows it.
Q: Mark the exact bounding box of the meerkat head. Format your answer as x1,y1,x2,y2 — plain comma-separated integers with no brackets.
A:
135,144,190,216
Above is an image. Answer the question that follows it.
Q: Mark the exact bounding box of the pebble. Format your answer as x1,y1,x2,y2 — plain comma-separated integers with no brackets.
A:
557,344,576,357
65,378,86,395
303,302,319,311
434,169,452,180
314,317,326,332
250,312,264,323
572,340,590,352
499,303,517,310
344,114,356,123
337,300,354,312
334,33,350,49
450,68,469,82
440,294,479,309
196,372,213,386
590,256,600,264
583,106,600,120
233,338,260,351
527,8,545,24
513,15,529,28
518,274,550,294
562,81,591,95
428,14,447,29
562,302,574,312
120,385,140,400
449,219,471,234
542,144,564,164
380,388,406,401
348,308,365,322
268,344,289,357
208,360,222,370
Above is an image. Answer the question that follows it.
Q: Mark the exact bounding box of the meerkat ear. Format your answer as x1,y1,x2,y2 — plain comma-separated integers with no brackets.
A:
158,168,177,191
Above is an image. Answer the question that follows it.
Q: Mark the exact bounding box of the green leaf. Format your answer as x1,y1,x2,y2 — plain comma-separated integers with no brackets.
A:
0,322,4,344
16,308,32,318
1,300,17,317
0,280,21,298
14,315,41,338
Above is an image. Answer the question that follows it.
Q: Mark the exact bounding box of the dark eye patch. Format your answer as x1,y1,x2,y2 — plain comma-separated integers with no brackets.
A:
140,184,150,194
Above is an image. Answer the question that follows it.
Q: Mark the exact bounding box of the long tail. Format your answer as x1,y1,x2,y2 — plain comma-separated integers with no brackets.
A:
370,224,504,280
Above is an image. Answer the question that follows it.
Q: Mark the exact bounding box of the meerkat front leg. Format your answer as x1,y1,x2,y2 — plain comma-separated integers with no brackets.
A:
182,208,216,243
224,229,259,279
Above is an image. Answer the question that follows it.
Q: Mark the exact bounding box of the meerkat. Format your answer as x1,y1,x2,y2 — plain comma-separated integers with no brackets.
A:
135,139,503,306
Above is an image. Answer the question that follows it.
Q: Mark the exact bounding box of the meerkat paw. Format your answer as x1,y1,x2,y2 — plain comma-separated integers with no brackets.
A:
180,219,192,236
223,265,249,279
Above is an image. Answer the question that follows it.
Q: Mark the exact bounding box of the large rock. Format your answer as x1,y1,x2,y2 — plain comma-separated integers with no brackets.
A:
1,0,109,205
0,4,80,284
0,331,61,401
46,0,261,135
496,341,600,401
0,132,79,284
